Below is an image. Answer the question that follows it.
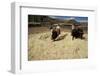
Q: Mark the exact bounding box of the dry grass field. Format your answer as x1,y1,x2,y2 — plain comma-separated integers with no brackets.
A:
28,27,88,61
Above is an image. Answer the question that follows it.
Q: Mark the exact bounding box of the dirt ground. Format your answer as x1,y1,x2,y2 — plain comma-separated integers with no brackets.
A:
28,27,88,61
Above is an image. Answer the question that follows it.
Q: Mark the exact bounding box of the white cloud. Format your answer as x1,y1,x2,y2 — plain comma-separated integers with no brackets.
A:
77,20,88,22
49,16,57,19
64,17,75,20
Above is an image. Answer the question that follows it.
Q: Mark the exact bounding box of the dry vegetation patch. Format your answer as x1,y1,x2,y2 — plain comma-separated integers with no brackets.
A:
28,31,88,61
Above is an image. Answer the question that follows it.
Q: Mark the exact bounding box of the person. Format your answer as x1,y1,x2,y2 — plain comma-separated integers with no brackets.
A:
51,27,58,41
56,25,61,36
77,26,84,39
71,26,79,40
71,25,84,40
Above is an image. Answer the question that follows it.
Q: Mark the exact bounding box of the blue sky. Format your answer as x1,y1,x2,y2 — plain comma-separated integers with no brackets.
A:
49,16,88,22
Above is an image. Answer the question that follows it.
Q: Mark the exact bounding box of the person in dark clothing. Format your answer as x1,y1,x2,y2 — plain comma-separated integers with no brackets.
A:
51,27,58,41
71,25,84,40
77,26,84,39
71,28,79,40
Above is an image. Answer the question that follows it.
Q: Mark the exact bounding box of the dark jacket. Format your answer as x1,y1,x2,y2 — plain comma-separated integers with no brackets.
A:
52,30,58,40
